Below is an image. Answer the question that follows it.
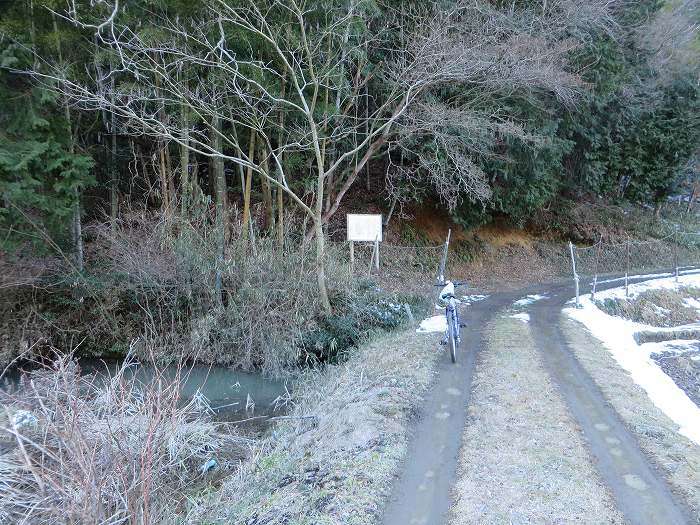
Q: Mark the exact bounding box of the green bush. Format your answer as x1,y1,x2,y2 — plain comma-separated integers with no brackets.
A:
301,284,424,364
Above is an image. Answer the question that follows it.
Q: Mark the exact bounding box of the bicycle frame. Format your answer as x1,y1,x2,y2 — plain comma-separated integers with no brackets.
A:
445,299,460,340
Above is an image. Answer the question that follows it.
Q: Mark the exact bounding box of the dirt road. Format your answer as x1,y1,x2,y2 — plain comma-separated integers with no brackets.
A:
381,275,695,525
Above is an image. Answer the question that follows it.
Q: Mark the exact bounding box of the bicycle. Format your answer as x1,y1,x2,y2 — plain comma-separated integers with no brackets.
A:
434,281,466,363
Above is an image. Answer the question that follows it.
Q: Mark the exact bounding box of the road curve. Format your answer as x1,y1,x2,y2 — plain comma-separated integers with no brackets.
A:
380,273,694,525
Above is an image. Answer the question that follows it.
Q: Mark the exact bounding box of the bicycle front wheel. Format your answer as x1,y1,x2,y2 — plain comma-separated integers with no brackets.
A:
448,313,457,363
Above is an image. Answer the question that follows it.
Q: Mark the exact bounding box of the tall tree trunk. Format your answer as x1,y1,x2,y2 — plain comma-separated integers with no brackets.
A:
153,61,174,215
212,114,228,239
259,144,274,233
313,133,332,313
52,12,84,272
165,142,175,208
159,145,170,212
315,172,331,314
180,102,190,215
110,77,118,228
211,114,227,300
241,130,256,242
276,73,287,249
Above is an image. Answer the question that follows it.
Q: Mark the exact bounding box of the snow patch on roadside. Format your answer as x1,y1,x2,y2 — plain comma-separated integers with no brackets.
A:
510,313,530,323
643,339,699,356
566,273,700,445
462,294,489,305
684,297,700,310
513,294,548,307
416,315,447,334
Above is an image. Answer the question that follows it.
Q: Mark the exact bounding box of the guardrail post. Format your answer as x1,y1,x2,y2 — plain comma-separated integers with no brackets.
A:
436,229,451,284
569,241,581,308
673,236,679,283
625,237,630,298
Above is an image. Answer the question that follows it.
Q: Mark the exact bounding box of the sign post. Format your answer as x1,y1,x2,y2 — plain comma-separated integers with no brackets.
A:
347,214,383,273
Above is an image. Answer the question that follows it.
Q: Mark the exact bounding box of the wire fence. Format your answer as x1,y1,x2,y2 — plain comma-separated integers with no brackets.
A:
569,231,700,306
332,228,700,303
330,240,444,282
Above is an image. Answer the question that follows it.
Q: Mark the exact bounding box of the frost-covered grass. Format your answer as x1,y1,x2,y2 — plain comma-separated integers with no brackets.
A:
596,287,700,327
566,274,700,445
561,318,700,518
188,328,439,524
0,354,235,524
450,315,622,524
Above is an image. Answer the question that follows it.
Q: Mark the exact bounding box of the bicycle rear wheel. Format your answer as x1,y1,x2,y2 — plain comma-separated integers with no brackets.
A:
448,313,457,363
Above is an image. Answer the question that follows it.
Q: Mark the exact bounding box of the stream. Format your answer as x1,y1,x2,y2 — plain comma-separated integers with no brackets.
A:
2,357,288,426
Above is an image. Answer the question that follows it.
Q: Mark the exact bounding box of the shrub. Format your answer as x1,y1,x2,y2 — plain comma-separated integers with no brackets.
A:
301,282,425,363
0,350,241,524
595,287,700,327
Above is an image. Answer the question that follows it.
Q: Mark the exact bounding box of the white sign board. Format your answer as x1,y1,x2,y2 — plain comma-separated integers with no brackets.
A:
347,214,383,242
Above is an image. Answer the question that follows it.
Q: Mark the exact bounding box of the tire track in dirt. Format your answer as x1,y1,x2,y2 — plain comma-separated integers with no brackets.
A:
381,272,695,525
380,292,517,525
529,281,690,525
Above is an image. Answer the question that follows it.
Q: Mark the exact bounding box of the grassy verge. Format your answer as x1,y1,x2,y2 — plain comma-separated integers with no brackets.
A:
561,317,700,517
450,314,623,524
595,287,700,327
187,327,440,524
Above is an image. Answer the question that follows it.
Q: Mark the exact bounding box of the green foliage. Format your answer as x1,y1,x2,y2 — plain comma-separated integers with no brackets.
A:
0,42,94,251
451,0,699,229
301,281,423,363
452,106,574,227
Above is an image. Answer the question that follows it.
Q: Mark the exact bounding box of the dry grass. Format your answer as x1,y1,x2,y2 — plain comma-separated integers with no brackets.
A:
186,328,440,524
0,349,246,524
0,210,356,374
561,317,700,519
596,287,700,328
450,314,624,524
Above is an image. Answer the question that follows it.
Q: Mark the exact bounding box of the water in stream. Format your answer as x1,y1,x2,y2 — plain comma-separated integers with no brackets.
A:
2,357,288,423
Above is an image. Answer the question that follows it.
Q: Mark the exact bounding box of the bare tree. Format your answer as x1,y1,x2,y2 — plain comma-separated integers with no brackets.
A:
34,0,617,312
637,0,700,84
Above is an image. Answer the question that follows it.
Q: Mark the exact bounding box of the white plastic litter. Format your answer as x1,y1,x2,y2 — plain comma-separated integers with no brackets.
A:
510,313,530,323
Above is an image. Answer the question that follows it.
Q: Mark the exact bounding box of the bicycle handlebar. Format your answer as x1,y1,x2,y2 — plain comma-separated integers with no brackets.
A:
434,281,468,287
